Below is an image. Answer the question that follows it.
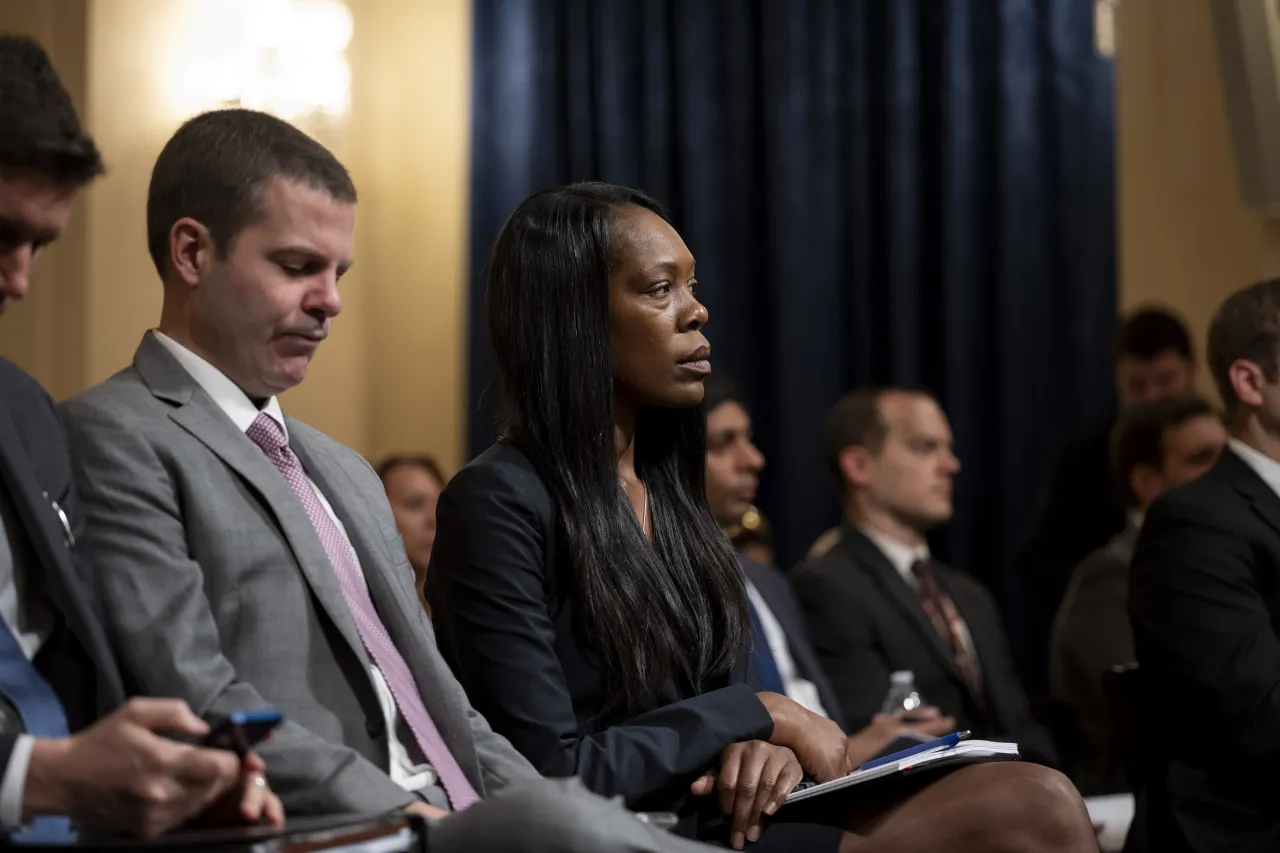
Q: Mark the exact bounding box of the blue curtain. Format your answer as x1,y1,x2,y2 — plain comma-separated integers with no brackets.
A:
466,0,1116,645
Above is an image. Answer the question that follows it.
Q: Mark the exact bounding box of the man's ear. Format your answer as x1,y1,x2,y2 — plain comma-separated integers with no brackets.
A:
837,445,874,489
168,217,215,287
1229,358,1268,410
1129,464,1165,508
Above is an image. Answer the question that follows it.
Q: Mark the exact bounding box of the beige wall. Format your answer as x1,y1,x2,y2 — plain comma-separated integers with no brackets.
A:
1118,0,1280,397
347,0,471,472
0,0,471,467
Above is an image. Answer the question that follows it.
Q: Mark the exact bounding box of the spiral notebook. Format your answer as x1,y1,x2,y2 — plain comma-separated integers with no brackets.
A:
784,739,1020,805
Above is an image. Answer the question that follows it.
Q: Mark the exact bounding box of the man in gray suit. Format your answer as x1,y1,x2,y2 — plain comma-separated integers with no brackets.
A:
60,109,713,853
1050,394,1225,795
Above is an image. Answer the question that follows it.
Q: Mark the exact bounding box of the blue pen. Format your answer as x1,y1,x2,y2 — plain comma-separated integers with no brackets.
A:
859,730,971,771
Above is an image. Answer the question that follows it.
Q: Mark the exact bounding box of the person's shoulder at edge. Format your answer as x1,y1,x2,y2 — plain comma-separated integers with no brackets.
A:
1062,536,1133,601
0,355,48,400
1142,452,1240,530
0,356,58,431
788,535,877,602
440,441,553,512
59,361,160,424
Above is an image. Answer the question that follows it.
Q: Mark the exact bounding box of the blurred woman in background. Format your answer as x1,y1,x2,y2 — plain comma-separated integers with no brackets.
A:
378,454,446,614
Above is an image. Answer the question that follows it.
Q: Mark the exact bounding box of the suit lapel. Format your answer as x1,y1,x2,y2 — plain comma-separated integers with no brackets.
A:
839,526,966,684
290,429,484,787
0,407,123,709
133,336,371,673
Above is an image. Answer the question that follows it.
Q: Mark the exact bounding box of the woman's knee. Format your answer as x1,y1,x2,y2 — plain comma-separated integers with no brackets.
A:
968,763,1094,851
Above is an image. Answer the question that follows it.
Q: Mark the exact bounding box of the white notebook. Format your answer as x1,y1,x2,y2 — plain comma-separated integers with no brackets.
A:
784,739,1020,805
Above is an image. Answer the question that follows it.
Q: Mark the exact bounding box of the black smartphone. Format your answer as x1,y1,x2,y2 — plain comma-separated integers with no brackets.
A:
201,709,284,756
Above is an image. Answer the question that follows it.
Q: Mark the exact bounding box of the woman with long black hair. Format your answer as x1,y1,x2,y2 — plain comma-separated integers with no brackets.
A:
427,183,1094,851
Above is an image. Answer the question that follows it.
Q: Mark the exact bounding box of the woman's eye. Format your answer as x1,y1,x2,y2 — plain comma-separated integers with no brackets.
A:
650,283,671,296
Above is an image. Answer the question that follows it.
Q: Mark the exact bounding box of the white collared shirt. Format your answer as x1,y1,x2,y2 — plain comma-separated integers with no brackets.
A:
153,331,436,796
1229,439,1280,499
857,524,979,670
743,581,829,718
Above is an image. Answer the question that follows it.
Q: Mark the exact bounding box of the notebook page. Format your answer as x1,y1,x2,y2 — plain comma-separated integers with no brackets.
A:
785,740,1020,804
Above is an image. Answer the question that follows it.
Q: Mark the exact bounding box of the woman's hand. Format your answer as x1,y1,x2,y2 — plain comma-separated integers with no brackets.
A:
844,707,956,767
756,692,851,782
690,741,802,850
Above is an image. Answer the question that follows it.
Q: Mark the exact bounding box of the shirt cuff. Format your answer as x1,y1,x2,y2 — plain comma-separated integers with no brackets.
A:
0,735,34,828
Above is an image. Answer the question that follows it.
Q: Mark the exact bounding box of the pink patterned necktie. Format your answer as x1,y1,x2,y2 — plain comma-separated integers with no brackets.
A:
246,413,479,810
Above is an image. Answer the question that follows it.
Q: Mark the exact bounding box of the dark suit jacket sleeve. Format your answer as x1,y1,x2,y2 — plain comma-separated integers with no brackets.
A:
427,461,774,809
0,732,15,789
789,564,889,732
1130,495,1280,759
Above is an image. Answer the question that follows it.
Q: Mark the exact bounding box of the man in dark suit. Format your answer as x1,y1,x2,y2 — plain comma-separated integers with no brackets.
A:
0,35,280,840
702,374,843,720
1129,279,1280,853
791,388,1057,766
1050,395,1224,796
703,376,956,756
1020,309,1197,657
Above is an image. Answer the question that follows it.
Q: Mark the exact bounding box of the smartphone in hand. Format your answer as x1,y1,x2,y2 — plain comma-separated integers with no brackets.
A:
201,709,283,756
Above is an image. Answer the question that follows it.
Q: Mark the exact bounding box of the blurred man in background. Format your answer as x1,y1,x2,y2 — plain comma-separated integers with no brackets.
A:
702,375,954,763
1021,308,1197,628
1050,395,1224,796
792,388,1057,766
702,374,840,718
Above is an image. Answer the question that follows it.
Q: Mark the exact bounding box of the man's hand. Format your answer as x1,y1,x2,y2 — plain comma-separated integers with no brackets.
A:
756,692,851,783
24,698,243,838
844,708,956,767
404,800,449,821
896,706,956,738
690,741,802,850
187,751,284,830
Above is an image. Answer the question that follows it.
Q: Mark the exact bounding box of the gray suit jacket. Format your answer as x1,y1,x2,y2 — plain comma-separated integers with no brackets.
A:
58,333,539,815
1049,521,1139,795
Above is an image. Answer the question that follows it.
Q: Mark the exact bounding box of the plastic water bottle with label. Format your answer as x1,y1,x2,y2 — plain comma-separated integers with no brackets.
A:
880,670,924,716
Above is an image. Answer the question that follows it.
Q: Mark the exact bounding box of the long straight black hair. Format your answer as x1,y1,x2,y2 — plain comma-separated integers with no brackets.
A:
486,182,750,713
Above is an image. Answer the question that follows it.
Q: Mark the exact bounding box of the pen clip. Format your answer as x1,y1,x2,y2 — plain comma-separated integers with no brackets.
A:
42,491,75,549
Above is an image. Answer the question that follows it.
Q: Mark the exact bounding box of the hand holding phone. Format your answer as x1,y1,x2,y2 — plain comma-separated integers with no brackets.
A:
201,709,283,757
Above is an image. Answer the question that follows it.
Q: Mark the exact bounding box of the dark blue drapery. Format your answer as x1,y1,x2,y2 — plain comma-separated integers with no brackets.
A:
466,1,1116,653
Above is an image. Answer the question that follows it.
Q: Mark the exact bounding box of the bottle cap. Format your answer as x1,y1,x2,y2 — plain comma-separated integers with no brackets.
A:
889,670,914,685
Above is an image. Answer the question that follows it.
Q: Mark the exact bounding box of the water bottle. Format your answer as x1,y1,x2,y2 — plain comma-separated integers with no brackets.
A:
880,670,924,716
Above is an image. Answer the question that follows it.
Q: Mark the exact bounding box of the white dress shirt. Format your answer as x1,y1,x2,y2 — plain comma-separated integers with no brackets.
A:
1229,439,1280,499
858,525,979,668
743,581,828,718
154,332,436,795
0,484,56,828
